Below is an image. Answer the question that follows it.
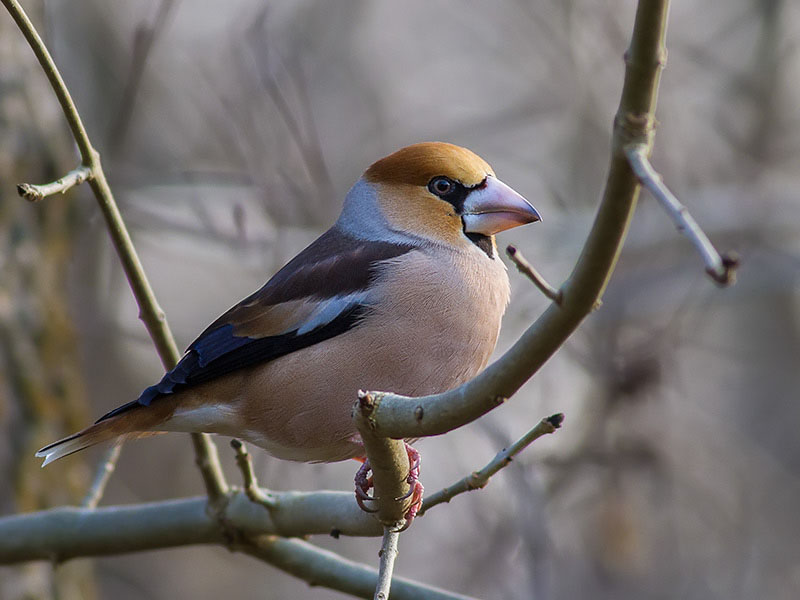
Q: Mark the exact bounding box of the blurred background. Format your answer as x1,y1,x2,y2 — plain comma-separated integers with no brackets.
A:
1,1,799,598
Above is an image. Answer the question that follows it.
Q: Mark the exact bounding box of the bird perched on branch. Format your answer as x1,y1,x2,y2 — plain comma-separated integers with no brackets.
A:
37,142,540,518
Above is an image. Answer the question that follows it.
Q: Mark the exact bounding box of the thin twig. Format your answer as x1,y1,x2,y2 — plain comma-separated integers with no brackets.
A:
1,0,228,502
81,443,122,509
190,434,229,506
247,13,334,201
17,165,91,202
418,413,564,517
625,143,738,286
242,535,478,600
375,526,401,600
506,245,563,304
108,0,177,155
230,439,277,509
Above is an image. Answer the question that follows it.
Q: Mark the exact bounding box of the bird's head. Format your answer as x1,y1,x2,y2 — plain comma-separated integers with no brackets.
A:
339,142,540,252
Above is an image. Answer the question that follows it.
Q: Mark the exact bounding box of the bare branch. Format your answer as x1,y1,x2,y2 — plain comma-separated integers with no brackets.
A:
419,414,564,517
0,491,384,564
506,245,563,304
0,496,468,598
1,0,228,501
625,143,739,285
16,165,91,202
231,439,277,509
81,443,122,509
375,527,401,600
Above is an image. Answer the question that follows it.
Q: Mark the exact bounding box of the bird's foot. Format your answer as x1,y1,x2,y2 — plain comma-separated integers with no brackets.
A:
354,459,379,513
397,444,424,525
353,442,424,526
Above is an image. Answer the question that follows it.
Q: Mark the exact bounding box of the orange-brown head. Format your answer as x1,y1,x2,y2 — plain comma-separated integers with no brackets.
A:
339,142,539,252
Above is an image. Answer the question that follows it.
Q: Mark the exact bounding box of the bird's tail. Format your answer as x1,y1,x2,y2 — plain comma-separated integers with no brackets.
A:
36,403,170,466
36,425,116,466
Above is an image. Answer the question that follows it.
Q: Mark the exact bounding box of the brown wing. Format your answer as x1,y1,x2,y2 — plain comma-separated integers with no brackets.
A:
97,227,414,422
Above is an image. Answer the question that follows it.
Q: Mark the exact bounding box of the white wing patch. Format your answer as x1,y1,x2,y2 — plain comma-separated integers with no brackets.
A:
296,291,373,335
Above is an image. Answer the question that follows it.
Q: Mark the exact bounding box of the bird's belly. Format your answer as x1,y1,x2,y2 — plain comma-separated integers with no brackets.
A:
165,399,364,462
235,427,365,462
214,310,499,462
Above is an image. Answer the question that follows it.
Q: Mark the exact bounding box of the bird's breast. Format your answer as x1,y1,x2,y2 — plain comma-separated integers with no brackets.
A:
363,246,510,391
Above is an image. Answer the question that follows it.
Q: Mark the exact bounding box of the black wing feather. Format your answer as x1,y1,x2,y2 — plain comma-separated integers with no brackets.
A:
96,304,366,423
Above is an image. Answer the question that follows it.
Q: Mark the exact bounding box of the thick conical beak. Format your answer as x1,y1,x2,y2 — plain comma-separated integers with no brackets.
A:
462,176,541,235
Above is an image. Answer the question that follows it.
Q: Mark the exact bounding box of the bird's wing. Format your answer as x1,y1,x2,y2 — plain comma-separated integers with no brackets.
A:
97,228,414,422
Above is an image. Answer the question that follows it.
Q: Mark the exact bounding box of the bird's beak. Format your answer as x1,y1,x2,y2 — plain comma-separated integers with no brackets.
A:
462,176,541,235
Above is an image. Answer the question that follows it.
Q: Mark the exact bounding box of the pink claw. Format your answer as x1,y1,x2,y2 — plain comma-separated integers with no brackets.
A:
352,442,424,526
399,444,424,525
354,459,379,513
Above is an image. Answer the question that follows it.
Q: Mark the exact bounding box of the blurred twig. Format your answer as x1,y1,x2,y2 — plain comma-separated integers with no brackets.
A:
108,0,178,155
81,444,122,509
1,0,228,504
247,10,334,201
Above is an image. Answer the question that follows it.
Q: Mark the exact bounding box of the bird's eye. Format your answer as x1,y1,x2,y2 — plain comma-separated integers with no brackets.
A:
428,176,455,197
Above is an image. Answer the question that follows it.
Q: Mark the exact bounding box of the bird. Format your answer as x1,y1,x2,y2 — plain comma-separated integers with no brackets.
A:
36,142,540,515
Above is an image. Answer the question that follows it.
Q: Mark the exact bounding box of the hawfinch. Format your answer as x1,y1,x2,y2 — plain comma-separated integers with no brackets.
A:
37,142,540,500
